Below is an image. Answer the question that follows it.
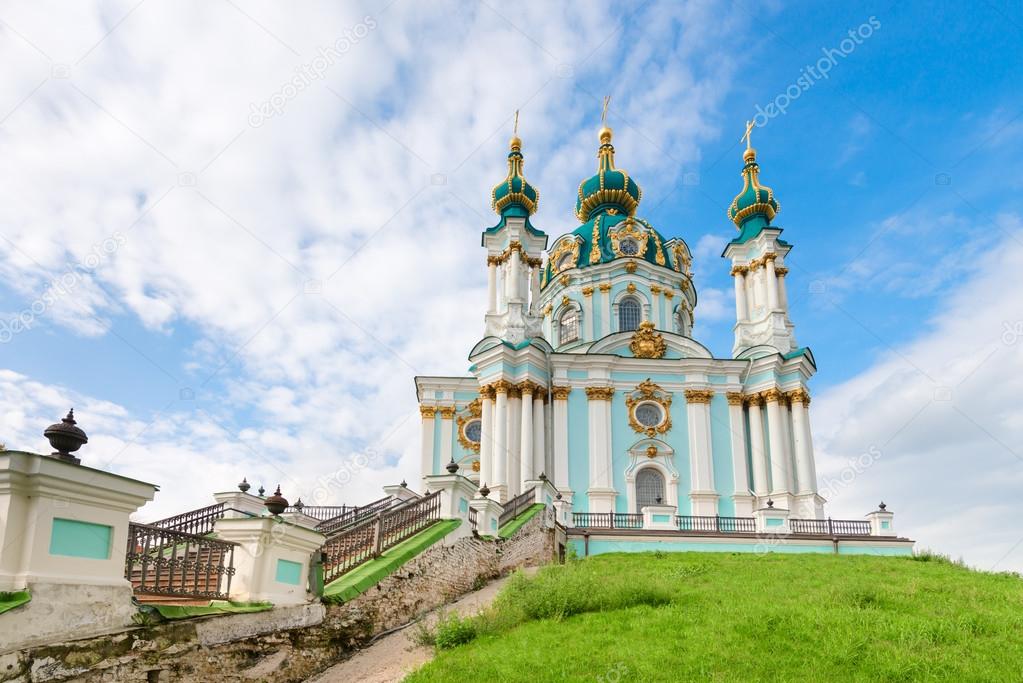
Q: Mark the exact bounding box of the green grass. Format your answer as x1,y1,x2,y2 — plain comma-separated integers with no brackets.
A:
407,552,1023,682
498,503,545,539
147,600,273,620
0,589,30,614
323,519,461,602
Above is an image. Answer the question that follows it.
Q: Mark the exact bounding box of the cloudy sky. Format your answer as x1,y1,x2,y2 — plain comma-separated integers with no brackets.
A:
1,1,1021,570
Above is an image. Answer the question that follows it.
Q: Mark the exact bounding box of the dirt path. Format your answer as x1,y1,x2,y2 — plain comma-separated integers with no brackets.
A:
306,568,536,683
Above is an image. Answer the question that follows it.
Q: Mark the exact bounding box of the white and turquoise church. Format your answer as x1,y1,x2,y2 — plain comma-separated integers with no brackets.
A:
416,120,907,552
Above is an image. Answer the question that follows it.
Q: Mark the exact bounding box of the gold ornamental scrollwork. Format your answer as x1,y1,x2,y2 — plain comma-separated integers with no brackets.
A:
549,237,582,274
419,405,437,419
609,218,650,259
683,389,715,404
625,379,673,437
455,399,483,453
438,406,457,419
629,320,667,359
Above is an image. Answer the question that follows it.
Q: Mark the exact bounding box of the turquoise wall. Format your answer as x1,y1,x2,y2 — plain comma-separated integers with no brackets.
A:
567,390,590,510
569,538,912,557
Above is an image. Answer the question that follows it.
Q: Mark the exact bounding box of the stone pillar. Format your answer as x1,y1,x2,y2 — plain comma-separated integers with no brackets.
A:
866,504,896,537
529,263,540,312
492,380,509,501
685,389,718,515
789,389,816,494
532,392,545,478
747,395,769,497
732,266,748,321
726,392,755,516
764,388,792,506
585,386,616,513
479,385,495,489
552,386,571,493
753,501,791,534
519,382,535,488
469,495,504,537
599,283,612,337
508,247,522,301
487,256,498,314
776,266,789,309
212,489,268,518
438,406,455,470
765,254,780,311
507,386,522,497
419,406,436,486
650,285,663,329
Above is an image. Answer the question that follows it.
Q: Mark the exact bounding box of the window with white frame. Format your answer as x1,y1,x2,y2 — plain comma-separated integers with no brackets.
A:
618,296,642,332
559,309,580,344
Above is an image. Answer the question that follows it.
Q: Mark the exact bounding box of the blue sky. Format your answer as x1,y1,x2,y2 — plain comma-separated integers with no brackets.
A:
1,1,1021,570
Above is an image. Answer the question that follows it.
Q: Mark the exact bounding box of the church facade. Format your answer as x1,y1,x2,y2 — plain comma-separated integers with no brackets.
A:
416,122,825,522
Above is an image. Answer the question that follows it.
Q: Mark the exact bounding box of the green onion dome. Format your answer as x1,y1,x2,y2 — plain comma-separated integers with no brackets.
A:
727,146,779,231
491,136,539,217
575,126,642,222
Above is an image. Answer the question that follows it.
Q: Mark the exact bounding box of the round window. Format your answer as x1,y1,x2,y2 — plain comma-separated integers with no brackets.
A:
557,253,575,271
634,402,664,428
619,238,639,256
464,419,482,443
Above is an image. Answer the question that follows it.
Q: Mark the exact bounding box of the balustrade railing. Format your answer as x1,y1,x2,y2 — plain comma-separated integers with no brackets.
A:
467,506,478,530
317,495,400,536
571,512,644,529
790,518,871,536
126,522,237,599
322,490,441,585
149,502,227,536
677,515,756,533
289,505,354,521
498,487,536,527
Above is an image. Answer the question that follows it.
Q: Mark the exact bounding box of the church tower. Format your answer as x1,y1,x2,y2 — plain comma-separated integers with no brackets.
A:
722,133,797,357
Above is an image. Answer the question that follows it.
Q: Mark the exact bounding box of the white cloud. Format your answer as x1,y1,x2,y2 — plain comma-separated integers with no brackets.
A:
814,225,1023,571
0,1,751,520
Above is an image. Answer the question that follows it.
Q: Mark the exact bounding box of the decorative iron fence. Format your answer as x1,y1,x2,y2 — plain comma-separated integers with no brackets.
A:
322,490,441,585
571,512,644,529
317,495,400,536
149,502,227,536
126,522,237,599
288,505,354,521
498,487,536,527
790,518,871,536
467,506,478,530
677,515,756,533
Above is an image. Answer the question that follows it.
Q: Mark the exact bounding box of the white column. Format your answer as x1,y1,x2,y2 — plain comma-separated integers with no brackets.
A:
519,383,535,487
508,388,522,497
582,288,594,341
600,284,612,336
508,249,521,301
553,387,570,491
487,258,498,314
789,390,816,494
732,266,748,321
529,264,540,312
726,393,752,512
777,268,789,309
420,406,436,485
533,393,546,477
586,387,615,512
685,390,717,515
748,396,769,496
764,389,792,496
766,255,780,311
479,388,494,488
493,382,509,500
651,287,663,328
439,407,454,469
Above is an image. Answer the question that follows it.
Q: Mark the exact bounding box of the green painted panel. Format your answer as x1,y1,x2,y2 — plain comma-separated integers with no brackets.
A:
458,497,468,513
881,520,890,529
653,514,672,523
275,559,304,586
49,518,112,560
766,517,784,527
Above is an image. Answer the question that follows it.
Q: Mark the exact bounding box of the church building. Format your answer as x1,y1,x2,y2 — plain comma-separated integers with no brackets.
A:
416,120,825,523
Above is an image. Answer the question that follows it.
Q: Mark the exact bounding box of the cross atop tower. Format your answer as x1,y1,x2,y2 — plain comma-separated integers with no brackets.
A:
741,119,755,150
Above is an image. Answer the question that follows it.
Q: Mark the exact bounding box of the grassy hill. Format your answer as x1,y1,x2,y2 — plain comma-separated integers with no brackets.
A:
408,551,1023,682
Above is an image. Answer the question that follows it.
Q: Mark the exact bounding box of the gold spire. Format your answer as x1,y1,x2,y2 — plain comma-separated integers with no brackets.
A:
510,109,521,151
741,119,756,163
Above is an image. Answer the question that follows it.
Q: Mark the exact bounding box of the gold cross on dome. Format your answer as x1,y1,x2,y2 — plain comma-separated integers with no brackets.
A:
601,95,611,124
513,109,519,136
741,119,755,149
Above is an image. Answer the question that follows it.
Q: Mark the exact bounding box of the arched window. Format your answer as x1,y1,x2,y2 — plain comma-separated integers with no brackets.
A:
674,308,689,336
636,468,665,512
559,309,579,345
618,296,641,332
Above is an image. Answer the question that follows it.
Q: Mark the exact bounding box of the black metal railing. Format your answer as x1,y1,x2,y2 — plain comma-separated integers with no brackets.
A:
571,512,644,529
677,515,756,533
150,502,227,536
498,487,536,527
288,505,354,521
126,522,237,599
468,506,478,530
317,495,401,536
322,490,441,585
790,518,871,536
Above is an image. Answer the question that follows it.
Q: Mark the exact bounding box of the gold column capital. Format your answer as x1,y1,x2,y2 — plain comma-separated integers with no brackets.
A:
730,265,749,276
598,282,612,292
581,285,594,297
786,388,811,405
684,389,715,404
438,406,456,419
762,388,783,403
480,384,496,400
585,386,615,401
419,405,437,418
552,385,572,400
493,379,512,394
725,391,745,406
